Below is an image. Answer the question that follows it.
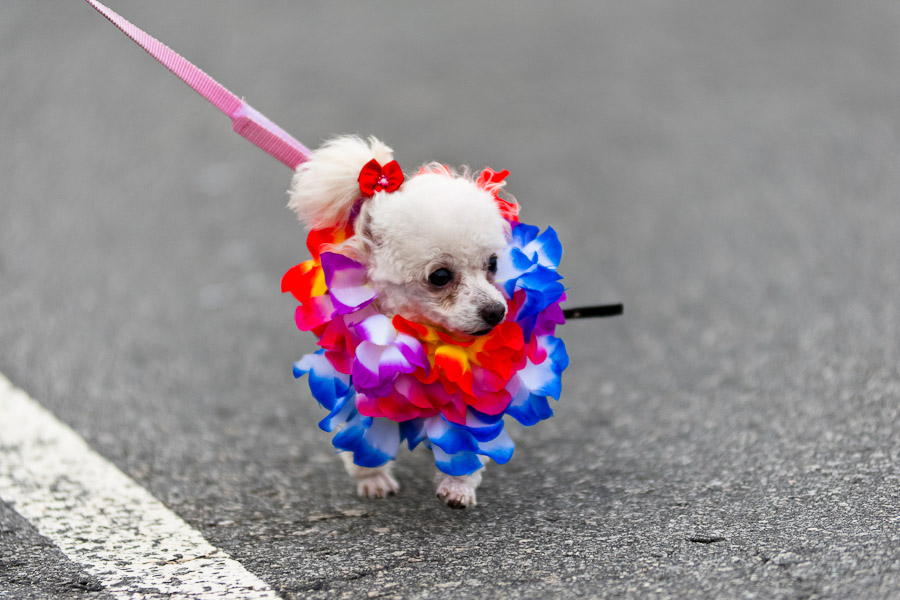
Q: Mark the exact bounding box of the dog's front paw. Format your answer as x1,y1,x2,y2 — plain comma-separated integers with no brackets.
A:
436,476,477,509
356,471,400,499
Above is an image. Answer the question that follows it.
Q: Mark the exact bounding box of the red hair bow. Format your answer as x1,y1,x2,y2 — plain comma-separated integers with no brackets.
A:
358,159,404,197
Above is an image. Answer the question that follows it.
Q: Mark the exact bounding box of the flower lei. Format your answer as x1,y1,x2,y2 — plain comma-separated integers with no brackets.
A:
282,165,569,476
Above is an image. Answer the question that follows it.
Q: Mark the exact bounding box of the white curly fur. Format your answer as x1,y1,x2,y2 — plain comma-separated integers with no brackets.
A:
289,136,509,507
288,135,394,230
435,467,485,509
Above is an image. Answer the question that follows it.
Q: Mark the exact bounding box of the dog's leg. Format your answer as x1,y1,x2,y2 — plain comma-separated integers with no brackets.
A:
435,458,487,509
340,453,399,499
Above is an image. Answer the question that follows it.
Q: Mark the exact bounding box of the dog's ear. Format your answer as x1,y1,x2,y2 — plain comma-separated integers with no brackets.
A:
287,135,394,230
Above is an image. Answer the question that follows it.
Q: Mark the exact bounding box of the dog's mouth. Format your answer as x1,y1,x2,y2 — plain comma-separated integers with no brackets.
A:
469,328,493,337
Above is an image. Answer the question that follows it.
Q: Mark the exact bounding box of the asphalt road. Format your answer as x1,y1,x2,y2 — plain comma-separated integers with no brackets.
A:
2,1,900,598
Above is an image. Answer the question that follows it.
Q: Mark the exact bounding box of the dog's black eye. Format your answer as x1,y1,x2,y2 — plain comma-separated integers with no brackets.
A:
488,254,498,273
428,268,453,287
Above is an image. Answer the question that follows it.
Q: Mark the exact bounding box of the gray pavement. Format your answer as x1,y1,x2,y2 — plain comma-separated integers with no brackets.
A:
2,1,900,598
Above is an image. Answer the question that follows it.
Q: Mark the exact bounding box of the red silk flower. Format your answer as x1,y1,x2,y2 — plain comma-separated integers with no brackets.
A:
476,168,519,222
358,159,404,197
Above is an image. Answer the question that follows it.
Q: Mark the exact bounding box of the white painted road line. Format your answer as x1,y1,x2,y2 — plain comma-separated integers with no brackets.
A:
0,373,282,600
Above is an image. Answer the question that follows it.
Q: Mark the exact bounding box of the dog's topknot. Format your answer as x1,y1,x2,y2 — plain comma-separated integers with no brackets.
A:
288,135,394,230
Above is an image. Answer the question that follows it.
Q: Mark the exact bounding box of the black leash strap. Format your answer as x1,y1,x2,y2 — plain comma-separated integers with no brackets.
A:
562,303,624,320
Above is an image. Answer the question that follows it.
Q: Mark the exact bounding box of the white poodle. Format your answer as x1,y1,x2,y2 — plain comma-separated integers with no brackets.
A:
288,135,511,508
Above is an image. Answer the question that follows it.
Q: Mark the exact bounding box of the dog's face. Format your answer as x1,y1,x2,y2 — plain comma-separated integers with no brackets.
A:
288,136,511,336
357,173,510,336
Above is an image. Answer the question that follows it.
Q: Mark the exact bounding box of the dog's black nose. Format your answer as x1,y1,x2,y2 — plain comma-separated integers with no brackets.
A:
480,302,506,327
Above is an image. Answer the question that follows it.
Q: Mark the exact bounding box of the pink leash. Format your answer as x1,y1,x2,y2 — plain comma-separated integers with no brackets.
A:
84,0,311,170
